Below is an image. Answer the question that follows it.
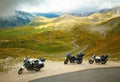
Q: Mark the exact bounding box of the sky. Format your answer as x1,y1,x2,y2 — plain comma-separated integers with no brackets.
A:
0,0,120,17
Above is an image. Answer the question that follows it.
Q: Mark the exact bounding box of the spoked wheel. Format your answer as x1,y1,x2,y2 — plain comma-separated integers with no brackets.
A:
89,60,94,64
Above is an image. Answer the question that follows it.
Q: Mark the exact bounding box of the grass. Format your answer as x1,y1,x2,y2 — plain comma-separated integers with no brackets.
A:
0,27,74,65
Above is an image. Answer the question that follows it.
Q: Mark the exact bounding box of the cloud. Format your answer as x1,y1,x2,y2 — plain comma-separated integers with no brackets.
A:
20,0,120,13
0,0,45,17
99,2,120,10
0,0,120,17
19,0,101,13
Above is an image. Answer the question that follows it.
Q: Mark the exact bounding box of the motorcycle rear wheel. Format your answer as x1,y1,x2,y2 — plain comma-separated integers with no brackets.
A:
77,60,82,64
35,68,41,71
101,60,107,64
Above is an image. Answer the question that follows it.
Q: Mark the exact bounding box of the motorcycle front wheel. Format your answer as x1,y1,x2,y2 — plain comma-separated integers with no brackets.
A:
89,60,94,64
18,68,23,74
64,59,68,64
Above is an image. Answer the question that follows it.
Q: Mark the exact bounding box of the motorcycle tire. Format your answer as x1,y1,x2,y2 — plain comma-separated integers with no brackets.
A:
77,60,82,64
64,59,68,64
101,60,107,64
18,68,23,74
89,60,94,64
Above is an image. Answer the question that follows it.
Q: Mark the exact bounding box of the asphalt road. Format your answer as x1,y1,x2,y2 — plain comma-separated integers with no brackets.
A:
29,67,120,82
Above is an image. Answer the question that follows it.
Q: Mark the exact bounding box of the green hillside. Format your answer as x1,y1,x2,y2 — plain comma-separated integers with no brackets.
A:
0,26,74,60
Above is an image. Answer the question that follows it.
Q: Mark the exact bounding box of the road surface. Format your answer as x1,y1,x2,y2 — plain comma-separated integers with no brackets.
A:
29,67,120,82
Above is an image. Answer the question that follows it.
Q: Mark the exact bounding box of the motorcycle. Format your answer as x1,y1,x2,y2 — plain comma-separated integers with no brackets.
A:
64,52,85,64
89,54,108,64
101,55,109,64
18,57,45,74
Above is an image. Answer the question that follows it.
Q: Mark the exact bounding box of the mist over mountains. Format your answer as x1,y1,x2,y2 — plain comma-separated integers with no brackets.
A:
0,11,35,28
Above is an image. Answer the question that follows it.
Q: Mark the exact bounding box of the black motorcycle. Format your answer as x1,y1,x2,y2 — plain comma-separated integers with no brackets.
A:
101,55,109,64
89,54,108,64
64,53,85,64
18,58,45,74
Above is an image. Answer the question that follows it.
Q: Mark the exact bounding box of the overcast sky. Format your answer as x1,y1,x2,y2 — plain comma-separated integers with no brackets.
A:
0,0,120,16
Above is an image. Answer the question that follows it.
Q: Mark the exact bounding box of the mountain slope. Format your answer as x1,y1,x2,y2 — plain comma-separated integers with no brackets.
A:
0,11,34,28
94,16,120,57
99,16,120,30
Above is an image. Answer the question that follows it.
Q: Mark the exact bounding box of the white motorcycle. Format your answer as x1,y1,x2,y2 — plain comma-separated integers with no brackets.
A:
89,54,108,64
18,57,45,74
